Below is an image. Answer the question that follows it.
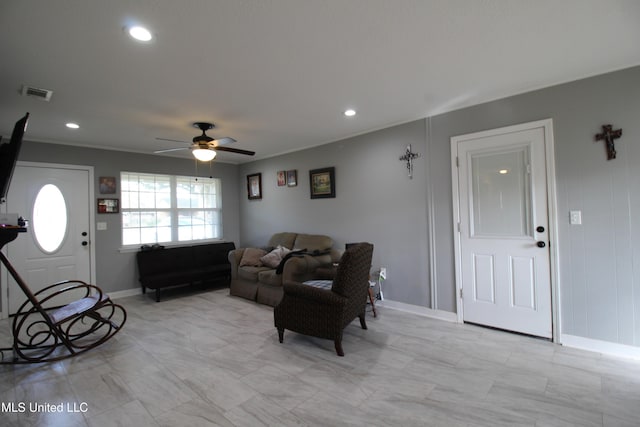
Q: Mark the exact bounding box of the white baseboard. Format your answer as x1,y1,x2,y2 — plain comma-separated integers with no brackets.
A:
108,287,142,300
381,299,458,323
561,334,640,360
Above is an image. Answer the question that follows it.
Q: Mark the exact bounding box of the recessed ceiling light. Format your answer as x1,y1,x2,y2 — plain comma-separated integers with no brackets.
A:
128,26,153,42
499,169,509,174
66,123,80,129
344,109,356,117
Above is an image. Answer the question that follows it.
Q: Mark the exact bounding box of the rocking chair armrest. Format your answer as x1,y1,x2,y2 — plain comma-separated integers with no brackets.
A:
282,280,346,306
34,279,94,297
34,280,104,309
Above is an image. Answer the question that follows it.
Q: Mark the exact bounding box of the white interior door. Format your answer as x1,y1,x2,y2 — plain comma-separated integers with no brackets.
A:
452,121,554,338
2,163,94,315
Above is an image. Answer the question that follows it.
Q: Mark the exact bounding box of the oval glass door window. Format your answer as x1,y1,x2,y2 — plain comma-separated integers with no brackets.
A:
33,184,68,253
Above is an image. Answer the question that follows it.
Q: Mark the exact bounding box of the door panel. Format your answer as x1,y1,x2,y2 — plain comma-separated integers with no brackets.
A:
511,256,535,309
473,254,495,303
454,125,552,338
3,165,92,314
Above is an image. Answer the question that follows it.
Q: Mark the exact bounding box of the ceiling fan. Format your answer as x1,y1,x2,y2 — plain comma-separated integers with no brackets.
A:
155,122,255,161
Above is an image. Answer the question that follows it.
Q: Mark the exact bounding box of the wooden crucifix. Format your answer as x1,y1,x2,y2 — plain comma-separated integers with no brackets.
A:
595,124,622,160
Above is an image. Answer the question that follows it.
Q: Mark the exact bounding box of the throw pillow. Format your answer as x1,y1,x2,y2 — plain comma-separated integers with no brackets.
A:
260,245,291,268
239,247,267,267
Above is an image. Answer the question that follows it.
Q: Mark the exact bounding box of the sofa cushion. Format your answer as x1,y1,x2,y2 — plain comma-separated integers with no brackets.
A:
258,269,283,287
260,245,291,268
268,232,297,250
293,234,333,252
238,265,272,282
239,247,267,267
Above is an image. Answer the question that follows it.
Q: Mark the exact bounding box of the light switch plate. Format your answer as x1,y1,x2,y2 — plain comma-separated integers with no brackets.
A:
97,222,107,231
569,210,582,225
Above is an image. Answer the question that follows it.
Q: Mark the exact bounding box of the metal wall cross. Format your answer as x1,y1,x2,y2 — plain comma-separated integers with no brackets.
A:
595,124,622,160
399,144,421,179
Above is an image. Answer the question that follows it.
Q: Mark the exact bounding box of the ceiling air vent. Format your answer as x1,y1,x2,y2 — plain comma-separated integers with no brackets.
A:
21,85,53,102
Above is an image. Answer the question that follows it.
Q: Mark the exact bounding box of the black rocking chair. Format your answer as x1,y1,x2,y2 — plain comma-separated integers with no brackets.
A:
0,228,126,364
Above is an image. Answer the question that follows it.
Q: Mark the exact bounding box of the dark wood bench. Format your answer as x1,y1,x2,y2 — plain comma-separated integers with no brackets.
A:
136,241,235,301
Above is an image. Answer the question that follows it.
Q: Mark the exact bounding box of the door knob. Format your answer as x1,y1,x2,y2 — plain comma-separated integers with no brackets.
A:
82,231,88,236
536,226,545,233
82,241,88,246
536,241,546,248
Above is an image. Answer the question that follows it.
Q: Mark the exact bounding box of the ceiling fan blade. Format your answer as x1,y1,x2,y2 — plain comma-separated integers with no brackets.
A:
156,137,189,144
212,137,237,146
214,146,255,156
154,147,189,154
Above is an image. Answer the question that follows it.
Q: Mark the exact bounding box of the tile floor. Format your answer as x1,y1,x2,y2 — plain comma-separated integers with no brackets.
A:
1,288,640,426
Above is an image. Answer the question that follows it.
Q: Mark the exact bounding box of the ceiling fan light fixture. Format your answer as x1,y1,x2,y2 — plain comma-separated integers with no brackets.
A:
154,121,254,158
192,147,216,162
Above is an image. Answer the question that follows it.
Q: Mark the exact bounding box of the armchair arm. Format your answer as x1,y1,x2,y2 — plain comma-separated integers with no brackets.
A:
329,248,343,263
282,280,346,307
228,248,246,279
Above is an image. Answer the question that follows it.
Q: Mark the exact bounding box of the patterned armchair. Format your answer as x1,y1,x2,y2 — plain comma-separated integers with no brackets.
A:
273,242,374,356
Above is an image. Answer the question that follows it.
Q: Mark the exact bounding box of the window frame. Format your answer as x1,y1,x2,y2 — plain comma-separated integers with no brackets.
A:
120,172,222,248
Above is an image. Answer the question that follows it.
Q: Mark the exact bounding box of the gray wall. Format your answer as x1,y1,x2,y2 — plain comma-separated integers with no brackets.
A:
9,65,640,348
16,143,241,293
430,65,640,346
238,65,640,348
238,119,433,307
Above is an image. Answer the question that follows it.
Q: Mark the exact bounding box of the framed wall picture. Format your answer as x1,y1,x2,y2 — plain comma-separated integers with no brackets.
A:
287,169,297,187
247,173,262,200
99,176,116,194
309,167,335,199
97,198,119,213
277,171,286,187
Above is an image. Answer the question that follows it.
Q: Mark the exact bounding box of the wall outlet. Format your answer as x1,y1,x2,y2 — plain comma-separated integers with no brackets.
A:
380,267,387,280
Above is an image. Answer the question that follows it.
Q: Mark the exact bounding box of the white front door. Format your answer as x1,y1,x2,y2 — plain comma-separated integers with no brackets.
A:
2,163,94,315
451,120,555,338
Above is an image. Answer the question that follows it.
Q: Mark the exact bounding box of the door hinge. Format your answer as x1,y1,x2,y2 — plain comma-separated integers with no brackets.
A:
459,288,463,300
457,222,461,232
456,156,459,167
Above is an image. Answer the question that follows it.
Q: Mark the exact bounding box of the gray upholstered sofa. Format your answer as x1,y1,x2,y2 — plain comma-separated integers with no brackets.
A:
228,232,341,306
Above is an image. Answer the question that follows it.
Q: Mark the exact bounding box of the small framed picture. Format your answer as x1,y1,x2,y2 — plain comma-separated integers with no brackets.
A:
247,173,262,200
97,198,119,213
287,170,297,187
99,176,116,194
277,171,286,187
309,167,335,199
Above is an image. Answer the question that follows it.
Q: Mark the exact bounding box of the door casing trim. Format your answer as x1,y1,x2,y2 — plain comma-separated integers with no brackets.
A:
450,119,560,342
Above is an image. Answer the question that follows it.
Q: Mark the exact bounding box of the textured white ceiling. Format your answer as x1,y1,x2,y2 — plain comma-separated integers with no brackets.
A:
1,0,639,163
